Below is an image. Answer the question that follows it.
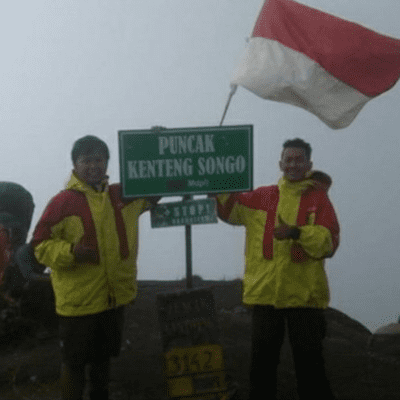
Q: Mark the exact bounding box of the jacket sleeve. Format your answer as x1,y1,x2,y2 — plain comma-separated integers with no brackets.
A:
31,195,75,270
119,191,159,215
215,190,264,226
215,193,242,225
297,193,340,260
144,196,161,209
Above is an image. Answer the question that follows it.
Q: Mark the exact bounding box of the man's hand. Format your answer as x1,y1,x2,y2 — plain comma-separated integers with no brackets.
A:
147,196,161,207
274,215,301,240
151,126,167,133
73,243,99,264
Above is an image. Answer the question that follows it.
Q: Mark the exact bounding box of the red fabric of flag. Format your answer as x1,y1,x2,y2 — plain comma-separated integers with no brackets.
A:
231,0,400,129
253,0,400,97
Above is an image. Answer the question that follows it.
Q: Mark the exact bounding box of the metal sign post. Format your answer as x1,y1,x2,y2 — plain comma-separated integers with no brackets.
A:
118,125,253,288
118,126,250,399
183,195,193,290
151,196,218,290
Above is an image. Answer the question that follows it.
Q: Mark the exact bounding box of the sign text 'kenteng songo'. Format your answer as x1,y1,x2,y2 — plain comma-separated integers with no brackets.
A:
119,125,253,197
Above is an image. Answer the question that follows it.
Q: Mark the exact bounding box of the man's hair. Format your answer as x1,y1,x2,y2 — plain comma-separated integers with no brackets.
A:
71,136,110,164
282,138,312,161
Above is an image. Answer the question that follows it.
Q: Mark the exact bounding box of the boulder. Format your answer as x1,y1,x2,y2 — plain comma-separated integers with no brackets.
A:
0,182,34,248
374,322,400,335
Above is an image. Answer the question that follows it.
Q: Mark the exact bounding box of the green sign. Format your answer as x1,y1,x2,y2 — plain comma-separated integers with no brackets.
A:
151,198,217,228
118,125,253,197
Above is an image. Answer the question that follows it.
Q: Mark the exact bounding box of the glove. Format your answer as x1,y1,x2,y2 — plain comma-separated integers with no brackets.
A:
73,243,99,264
274,215,301,241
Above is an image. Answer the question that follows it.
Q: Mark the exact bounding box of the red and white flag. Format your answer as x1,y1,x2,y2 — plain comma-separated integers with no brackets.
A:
231,0,400,129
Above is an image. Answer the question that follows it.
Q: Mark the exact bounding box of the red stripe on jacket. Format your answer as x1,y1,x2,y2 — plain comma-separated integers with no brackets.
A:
237,187,280,259
32,184,132,261
108,184,130,260
217,187,280,259
218,186,339,260
296,188,340,256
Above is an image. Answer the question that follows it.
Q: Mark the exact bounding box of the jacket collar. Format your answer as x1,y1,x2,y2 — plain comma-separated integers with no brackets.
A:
66,172,109,194
278,176,314,195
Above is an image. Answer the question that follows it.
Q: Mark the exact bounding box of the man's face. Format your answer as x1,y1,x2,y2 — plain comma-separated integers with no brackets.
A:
279,147,312,182
74,152,108,186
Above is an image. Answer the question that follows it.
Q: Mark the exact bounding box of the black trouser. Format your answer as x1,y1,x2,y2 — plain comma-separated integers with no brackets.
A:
61,360,110,400
249,306,335,400
59,307,125,400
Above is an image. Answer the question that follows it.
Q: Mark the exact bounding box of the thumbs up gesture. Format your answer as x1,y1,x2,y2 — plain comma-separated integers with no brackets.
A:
274,215,300,240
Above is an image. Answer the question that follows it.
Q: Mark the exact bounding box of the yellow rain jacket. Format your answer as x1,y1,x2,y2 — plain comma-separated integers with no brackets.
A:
32,173,153,316
216,177,340,309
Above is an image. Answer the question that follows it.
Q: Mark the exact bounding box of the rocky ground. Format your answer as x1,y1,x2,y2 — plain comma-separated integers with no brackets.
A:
0,278,399,399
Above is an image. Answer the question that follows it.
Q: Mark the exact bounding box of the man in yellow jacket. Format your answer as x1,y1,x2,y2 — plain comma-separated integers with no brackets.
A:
215,138,339,400
32,136,159,400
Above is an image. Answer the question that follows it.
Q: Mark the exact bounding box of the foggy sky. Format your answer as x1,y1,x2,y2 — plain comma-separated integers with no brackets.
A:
1,0,399,332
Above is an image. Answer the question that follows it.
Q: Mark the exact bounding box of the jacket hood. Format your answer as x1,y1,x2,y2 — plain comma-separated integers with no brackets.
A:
278,170,332,195
309,170,332,192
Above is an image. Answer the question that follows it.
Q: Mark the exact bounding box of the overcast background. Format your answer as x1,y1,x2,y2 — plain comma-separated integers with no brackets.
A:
1,0,399,333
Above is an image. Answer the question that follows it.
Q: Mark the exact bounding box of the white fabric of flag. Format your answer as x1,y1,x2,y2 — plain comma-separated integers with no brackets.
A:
231,0,400,129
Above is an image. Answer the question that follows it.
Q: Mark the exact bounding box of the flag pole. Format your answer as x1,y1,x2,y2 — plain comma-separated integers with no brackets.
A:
219,1,263,127
219,85,237,126
218,0,262,127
